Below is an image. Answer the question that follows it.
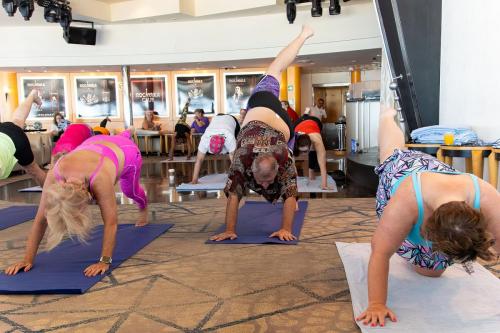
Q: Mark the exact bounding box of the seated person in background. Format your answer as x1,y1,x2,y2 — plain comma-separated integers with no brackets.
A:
50,112,71,142
294,114,331,190
281,100,299,123
191,109,210,134
5,130,148,277
142,110,162,131
239,108,247,125
307,98,327,122
356,106,500,327
93,116,111,135
0,89,46,185
168,113,192,160
211,25,314,242
191,114,240,183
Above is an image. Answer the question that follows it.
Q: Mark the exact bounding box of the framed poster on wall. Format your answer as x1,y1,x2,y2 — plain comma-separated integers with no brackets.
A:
174,74,217,116
223,72,263,114
130,75,168,117
74,76,119,119
19,77,68,119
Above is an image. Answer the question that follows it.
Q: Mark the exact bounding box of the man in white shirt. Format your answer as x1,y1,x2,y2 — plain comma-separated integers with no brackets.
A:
307,98,327,121
191,114,240,183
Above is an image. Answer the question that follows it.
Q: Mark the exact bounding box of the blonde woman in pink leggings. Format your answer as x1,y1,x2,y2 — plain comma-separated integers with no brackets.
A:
5,130,148,277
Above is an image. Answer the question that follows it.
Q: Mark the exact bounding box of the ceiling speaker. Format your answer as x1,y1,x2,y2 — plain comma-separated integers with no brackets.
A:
63,26,96,45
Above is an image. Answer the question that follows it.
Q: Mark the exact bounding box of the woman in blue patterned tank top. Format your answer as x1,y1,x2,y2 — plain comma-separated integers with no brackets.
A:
356,107,500,328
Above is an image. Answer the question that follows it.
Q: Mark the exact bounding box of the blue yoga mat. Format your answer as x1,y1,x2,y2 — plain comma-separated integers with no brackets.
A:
0,206,38,231
207,201,308,245
0,223,173,294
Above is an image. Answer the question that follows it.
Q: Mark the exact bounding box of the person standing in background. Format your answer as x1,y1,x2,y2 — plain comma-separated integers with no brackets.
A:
307,98,327,122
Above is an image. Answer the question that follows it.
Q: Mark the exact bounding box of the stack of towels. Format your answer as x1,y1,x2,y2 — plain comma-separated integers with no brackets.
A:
411,126,478,145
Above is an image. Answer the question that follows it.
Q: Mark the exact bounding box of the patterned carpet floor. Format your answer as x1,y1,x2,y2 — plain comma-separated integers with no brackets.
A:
0,198,498,333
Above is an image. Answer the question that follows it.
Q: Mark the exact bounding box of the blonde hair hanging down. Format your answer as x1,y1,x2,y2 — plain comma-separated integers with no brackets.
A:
45,182,94,251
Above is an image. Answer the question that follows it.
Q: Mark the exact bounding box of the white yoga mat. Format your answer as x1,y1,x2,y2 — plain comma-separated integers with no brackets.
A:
336,242,500,332
18,186,43,192
176,174,228,192
175,174,338,193
297,176,337,193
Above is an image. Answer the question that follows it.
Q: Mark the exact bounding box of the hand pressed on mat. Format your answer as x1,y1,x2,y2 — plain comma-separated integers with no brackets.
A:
4,261,33,275
269,228,297,241
356,303,397,327
210,231,238,242
84,262,110,277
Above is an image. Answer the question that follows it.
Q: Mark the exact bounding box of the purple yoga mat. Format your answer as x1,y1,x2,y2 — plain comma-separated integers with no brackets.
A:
207,201,308,245
0,223,173,294
0,206,38,231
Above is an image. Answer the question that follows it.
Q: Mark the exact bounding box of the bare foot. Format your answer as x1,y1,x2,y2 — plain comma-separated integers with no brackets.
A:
167,155,174,161
30,89,42,106
135,209,149,227
301,24,314,39
186,155,191,160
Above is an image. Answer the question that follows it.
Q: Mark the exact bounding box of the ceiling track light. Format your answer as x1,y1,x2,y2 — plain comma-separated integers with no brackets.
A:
284,0,341,23
18,0,35,21
2,0,17,16
329,0,341,15
311,0,322,17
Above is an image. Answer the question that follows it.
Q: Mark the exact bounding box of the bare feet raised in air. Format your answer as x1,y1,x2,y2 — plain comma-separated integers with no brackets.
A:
30,89,43,107
301,24,314,39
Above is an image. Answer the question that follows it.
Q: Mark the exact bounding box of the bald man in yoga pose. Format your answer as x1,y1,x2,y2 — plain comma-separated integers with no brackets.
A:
211,25,314,242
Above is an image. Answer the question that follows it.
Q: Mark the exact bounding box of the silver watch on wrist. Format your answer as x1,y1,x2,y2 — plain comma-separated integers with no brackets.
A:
99,256,112,264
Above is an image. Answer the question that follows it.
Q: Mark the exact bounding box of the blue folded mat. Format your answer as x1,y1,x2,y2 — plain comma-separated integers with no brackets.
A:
0,223,173,294
0,206,38,231
207,201,308,245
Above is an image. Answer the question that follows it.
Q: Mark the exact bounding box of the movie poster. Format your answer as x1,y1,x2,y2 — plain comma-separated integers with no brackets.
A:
175,74,217,115
20,77,67,119
74,77,119,119
224,72,263,114
130,76,168,117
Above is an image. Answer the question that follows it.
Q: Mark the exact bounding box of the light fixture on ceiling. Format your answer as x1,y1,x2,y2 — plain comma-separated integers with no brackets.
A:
18,0,35,20
329,0,340,15
42,1,60,22
284,0,342,24
2,0,17,16
311,0,322,17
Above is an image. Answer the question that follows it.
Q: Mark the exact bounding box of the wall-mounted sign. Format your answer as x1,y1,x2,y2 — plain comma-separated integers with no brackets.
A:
74,76,119,119
19,77,68,119
130,75,168,117
223,72,264,114
174,74,217,115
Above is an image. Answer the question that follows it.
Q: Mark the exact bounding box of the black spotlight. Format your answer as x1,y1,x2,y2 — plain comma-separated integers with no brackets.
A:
311,0,322,17
329,0,340,15
59,4,71,29
285,0,296,24
2,0,17,16
44,2,60,23
18,0,35,20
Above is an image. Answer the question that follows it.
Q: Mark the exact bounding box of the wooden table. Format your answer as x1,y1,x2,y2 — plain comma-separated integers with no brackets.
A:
136,130,162,155
405,143,444,161
487,148,500,187
440,145,492,179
